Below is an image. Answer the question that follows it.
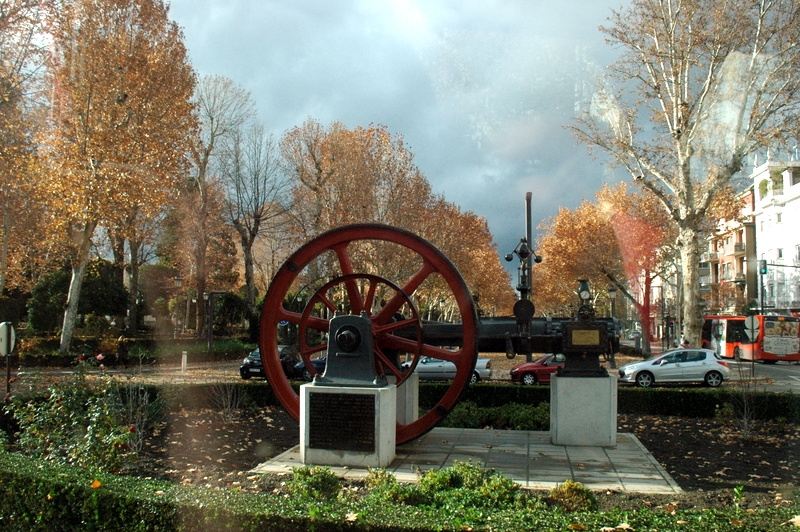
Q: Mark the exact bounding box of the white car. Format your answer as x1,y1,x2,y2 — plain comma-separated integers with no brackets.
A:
405,356,492,384
618,348,729,387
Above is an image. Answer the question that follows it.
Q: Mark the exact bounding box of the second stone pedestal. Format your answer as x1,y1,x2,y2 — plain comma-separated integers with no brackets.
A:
300,383,396,468
550,374,617,447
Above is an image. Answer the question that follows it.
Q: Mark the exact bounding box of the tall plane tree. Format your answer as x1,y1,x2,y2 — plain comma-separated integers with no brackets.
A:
41,0,195,352
187,75,254,333
573,0,800,345
219,120,291,341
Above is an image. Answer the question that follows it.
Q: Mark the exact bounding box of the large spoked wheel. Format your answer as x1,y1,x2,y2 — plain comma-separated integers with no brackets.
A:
259,224,478,445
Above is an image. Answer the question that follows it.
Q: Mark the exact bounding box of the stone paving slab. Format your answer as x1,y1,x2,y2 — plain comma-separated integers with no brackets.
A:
251,428,682,494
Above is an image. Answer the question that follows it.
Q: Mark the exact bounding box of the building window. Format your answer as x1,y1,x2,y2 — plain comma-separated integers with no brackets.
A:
796,245,800,262
778,248,784,259
792,170,800,186
776,213,782,223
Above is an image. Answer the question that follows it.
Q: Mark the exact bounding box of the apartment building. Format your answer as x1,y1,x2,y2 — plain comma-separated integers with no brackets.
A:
751,156,800,311
700,155,800,314
699,188,757,314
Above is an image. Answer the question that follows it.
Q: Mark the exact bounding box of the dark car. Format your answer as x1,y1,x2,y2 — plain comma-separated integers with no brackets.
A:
509,353,565,385
239,345,299,380
294,357,327,381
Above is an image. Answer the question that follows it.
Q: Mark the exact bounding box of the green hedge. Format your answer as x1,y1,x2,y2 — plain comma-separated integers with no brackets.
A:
1,452,798,532
148,381,800,423
419,382,800,423
0,452,431,531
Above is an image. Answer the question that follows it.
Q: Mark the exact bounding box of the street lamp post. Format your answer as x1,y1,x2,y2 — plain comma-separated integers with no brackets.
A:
607,284,618,369
173,275,183,338
607,284,617,318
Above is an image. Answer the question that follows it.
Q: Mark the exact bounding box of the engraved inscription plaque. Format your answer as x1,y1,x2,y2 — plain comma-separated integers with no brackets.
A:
308,393,375,452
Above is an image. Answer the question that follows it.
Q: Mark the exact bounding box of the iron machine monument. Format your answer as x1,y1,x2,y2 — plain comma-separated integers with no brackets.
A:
257,198,619,467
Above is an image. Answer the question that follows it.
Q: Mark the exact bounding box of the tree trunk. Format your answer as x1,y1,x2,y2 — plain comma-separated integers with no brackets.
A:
127,238,140,335
0,200,9,294
679,226,703,347
242,236,259,342
60,222,96,355
195,244,207,335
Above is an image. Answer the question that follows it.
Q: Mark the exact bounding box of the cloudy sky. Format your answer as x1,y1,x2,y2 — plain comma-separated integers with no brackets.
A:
168,0,630,278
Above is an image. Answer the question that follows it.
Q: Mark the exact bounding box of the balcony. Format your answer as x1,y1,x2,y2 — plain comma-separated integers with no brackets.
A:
733,242,746,255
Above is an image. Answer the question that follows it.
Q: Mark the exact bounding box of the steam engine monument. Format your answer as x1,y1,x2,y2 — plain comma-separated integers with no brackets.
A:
258,194,618,469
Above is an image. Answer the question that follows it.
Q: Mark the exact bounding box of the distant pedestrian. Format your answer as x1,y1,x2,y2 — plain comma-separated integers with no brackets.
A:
680,339,690,348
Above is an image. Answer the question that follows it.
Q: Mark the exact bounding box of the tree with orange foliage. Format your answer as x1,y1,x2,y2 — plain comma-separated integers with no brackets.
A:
536,183,674,352
40,0,195,352
280,119,514,317
0,0,48,294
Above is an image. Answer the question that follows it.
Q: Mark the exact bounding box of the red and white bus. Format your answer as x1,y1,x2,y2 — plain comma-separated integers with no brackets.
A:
702,315,800,363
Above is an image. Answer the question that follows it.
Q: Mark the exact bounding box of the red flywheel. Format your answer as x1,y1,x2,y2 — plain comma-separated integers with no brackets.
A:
258,224,478,444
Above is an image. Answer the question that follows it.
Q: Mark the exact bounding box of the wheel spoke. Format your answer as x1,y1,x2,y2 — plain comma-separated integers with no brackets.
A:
376,261,436,322
374,347,405,379
332,242,363,312
310,291,339,315
420,344,462,363
302,314,330,332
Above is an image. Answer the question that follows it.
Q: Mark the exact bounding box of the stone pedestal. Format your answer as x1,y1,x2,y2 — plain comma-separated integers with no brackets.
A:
300,383,396,468
390,373,419,425
550,374,617,447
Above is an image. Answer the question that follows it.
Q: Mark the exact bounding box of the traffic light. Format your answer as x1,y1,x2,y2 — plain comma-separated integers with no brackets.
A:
758,260,768,275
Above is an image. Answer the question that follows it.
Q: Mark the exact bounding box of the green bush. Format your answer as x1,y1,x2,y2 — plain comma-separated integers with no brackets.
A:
441,401,550,430
7,366,133,473
287,465,341,499
548,479,598,512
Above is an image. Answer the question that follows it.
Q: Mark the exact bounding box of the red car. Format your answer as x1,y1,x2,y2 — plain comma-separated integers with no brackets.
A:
509,353,565,385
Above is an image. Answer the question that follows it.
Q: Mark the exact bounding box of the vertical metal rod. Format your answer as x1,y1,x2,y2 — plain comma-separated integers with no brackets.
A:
525,192,533,294
525,192,533,363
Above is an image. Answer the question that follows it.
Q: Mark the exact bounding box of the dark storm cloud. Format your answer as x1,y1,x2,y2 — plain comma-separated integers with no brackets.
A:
168,0,629,274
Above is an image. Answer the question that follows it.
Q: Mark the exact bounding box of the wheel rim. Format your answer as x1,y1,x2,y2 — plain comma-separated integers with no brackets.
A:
522,374,535,385
259,224,478,445
637,373,652,387
707,372,722,387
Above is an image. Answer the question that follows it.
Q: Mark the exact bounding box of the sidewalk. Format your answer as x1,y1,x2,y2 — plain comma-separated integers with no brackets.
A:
252,428,682,494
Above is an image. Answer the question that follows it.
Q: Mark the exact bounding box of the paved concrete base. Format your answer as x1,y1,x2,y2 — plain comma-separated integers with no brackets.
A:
252,428,682,494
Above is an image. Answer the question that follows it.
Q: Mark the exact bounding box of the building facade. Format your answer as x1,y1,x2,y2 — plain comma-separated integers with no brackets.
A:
699,188,757,314
751,157,800,312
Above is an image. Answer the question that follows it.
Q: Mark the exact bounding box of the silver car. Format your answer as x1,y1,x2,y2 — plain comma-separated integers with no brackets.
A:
618,348,729,388
407,356,492,384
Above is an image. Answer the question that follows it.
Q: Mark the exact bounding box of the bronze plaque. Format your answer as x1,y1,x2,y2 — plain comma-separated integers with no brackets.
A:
571,329,600,346
308,392,375,452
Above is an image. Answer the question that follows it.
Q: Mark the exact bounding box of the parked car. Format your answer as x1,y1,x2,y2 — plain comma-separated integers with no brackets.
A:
294,357,327,381
239,345,299,380
404,356,492,384
618,348,729,388
509,353,565,385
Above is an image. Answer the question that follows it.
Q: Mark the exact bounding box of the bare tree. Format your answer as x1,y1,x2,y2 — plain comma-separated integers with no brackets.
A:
573,0,800,345
219,121,291,341
187,75,255,333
